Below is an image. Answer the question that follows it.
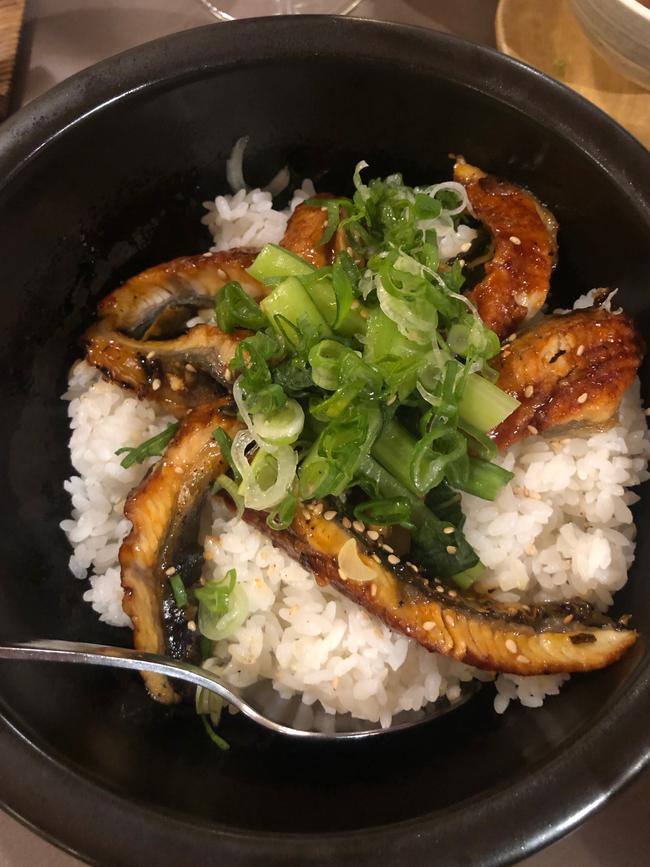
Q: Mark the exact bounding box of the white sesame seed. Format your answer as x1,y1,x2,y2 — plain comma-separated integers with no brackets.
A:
516,654,530,664
387,554,400,565
444,613,456,628
346,246,353,256
165,566,176,576
224,369,233,382
460,242,472,253
187,620,197,632
342,517,352,529
443,526,454,535
217,268,228,280
151,378,161,391
168,374,184,392
146,351,155,359
353,520,365,534
423,621,435,631
505,639,518,654
576,344,585,356
524,385,534,398
370,583,378,598
312,502,324,515
527,424,538,435
381,544,394,554
371,553,381,564
367,530,379,541
448,589,458,598
446,545,457,555
528,490,542,500
507,332,517,342
185,363,196,373
174,466,184,475
509,235,521,245
359,308,369,319
435,585,444,593
577,392,588,404
525,544,538,556
406,561,418,572
323,510,336,521
386,394,397,406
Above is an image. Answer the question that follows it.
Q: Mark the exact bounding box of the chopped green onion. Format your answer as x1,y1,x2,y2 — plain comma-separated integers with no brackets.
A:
318,199,342,246
247,243,315,282
115,422,179,468
200,714,230,751
253,399,304,446
452,457,514,501
213,427,239,478
261,277,332,339
353,497,412,527
452,562,486,590
195,568,237,618
458,374,520,433
168,573,188,608
214,281,268,332
196,569,249,641
215,474,244,519
267,491,297,530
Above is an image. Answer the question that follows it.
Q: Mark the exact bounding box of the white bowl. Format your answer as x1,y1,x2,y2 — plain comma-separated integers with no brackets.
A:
571,0,650,89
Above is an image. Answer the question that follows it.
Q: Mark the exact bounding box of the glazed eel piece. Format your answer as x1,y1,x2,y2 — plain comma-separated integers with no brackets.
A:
454,161,558,341
120,400,243,702
84,320,250,418
240,503,636,675
492,307,644,448
97,248,264,337
281,196,349,268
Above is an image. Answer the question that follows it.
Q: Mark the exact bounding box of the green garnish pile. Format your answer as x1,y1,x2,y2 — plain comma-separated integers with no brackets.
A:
213,164,518,586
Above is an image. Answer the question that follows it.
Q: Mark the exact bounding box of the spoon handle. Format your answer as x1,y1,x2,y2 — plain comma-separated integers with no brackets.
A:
0,639,238,705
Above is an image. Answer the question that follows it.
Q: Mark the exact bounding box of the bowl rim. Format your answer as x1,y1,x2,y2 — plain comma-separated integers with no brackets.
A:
1,15,649,867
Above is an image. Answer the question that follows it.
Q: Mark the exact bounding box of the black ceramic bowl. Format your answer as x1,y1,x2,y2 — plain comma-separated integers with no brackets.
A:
0,16,649,867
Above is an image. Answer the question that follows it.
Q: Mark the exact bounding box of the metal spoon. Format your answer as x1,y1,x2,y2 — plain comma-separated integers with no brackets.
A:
0,640,477,739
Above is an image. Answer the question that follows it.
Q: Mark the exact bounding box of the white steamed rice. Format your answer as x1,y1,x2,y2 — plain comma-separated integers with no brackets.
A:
60,186,650,724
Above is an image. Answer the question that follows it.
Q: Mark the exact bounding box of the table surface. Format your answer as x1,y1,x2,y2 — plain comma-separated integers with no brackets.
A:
1,1,649,864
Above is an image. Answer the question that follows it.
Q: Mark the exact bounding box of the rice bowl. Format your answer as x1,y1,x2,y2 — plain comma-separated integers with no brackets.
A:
61,183,650,727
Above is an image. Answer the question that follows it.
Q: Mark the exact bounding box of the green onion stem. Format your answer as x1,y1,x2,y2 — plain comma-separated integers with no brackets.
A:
458,374,520,433
261,277,332,340
451,457,514,501
451,562,486,590
169,573,188,608
200,714,230,751
247,243,314,282
370,419,420,495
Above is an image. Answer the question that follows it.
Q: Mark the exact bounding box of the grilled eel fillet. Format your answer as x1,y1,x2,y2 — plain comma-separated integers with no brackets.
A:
454,161,558,341
84,320,250,418
97,248,264,337
120,401,243,702
492,307,644,448
241,503,636,675
281,196,348,268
